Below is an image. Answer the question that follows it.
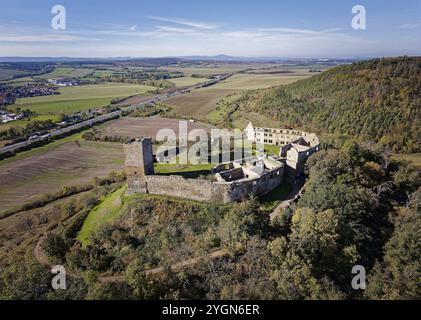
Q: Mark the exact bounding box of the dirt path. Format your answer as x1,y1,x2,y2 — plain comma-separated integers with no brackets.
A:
34,235,52,267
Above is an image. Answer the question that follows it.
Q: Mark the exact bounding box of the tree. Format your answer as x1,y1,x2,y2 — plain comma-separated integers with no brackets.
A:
44,233,70,262
0,254,51,300
217,198,269,252
86,282,126,300
125,260,153,299
365,207,421,299
201,237,275,300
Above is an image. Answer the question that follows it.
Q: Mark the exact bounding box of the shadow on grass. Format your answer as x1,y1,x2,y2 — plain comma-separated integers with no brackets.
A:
259,180,293,210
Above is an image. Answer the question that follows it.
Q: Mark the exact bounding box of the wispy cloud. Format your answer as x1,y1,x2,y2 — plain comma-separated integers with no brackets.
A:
0,15,412,58
147,16,219,30
256,27,328,36
0,34,100,42
399,22,421,29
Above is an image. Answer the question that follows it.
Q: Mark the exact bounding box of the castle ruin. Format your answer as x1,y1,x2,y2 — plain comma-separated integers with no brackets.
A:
124,138,284,203
124,124,319,203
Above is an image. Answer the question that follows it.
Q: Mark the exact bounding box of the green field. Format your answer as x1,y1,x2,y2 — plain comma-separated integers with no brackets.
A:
169,76,208,87
155,162,214,179
0,115,60,130
0,76,35,86
264,144,281,155
12,83,156,115
77,187,125,246
160,64,255,76
34,67,94,80
92,70,115,77
210,73,311,90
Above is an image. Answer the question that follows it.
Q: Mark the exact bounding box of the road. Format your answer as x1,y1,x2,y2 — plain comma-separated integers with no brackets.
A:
0,73,236,155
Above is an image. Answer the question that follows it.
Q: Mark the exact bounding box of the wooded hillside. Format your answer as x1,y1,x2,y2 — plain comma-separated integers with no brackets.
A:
235,57,420,152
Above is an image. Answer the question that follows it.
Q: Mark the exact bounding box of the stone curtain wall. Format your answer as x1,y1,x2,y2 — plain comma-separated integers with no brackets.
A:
145,175,233,203
141,165,284,204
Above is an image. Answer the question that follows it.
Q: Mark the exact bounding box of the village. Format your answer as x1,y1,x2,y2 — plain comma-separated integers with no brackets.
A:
0,84,59,107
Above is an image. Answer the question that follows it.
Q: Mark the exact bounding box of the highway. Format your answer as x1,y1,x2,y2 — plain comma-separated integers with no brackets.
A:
0,73,236,155
0,96,163,154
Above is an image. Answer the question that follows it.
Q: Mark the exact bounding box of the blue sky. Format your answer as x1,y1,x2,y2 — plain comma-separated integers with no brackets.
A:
0,0,420,58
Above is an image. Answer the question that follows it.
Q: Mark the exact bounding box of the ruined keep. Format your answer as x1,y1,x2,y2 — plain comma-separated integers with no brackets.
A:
124,138,155,194
124,137,285,204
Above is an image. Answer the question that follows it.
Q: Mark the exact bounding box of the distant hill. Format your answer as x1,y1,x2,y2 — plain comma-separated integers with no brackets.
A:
233,57,421,153
0,55,360,65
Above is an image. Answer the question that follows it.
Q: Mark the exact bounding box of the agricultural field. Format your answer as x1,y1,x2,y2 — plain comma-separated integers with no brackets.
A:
168,76,208,87
12,82,156,116
34,67,94,79
99,116,214,139
160,63,258,76
92,69,115,77
164,88,238,119
0,133,124,212
210,72,312,90
0,68,30,81
2,77,35,87
164,71,312,120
